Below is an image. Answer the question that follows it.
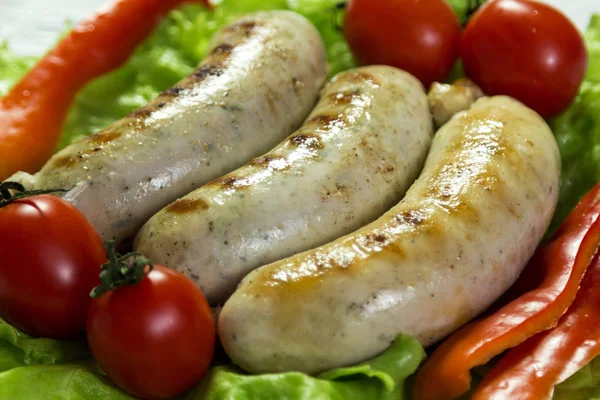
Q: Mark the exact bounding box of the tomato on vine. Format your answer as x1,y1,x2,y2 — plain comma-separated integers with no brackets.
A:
461,0,588,118
87,243,215,400
0,181,106,339
343,0,462,88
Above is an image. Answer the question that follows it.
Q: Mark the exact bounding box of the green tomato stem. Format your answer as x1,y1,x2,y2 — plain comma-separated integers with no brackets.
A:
0,181,67,208
90,241,154,298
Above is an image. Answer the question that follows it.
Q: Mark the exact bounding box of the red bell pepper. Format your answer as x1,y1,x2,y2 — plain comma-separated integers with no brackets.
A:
413,182,600,400
474,251,600,399
0,0,210,180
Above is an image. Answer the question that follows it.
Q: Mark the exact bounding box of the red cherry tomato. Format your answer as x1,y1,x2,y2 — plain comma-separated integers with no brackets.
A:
343,0,461,88
0,190,105,339
87,256,215,400
461,0,588,118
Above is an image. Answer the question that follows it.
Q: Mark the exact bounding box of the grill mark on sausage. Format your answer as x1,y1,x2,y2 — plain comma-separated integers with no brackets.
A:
309,115,338,124
359,233,405,258
249,155,279,166
363,233,389,246
341,71,381,86
131,22,257,110
197,43,236,77
224,20,261,37
372,234,388,243
166,198,209,214
192,64,225,80
230,21,257,32
206,176,250,190
52,147,103,168
308,114,349,131
220,177,240,188
211,43,234,55
249,155,288,170
238,21,257,30
288,134,323,150
160,86,186,97
396,210,426,226
326,91,360,106
86,130,121,145
127,107,153,118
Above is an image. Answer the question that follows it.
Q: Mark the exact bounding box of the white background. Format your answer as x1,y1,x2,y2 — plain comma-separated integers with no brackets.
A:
0,0,599,56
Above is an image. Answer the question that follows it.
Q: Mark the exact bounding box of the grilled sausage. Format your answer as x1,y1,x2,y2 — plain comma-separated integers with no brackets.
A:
219,96,561,375
8,11,328,246
134,66,433,305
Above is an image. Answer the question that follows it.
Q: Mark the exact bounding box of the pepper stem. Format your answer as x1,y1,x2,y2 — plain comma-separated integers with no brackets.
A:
0,181,67,208
90,241,154,298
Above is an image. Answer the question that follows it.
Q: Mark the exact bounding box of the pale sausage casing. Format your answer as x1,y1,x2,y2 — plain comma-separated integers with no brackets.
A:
135,66,433,305
219,96,561,374
9,11,328,246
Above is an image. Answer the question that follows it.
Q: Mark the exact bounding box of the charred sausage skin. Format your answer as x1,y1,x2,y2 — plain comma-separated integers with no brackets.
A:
135,66,433,305
219,96,561,375
10,11,328,246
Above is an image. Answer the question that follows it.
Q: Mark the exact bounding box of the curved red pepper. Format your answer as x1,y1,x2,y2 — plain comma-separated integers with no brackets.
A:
474,251,600,399
0,0,210,180
413,182,600,400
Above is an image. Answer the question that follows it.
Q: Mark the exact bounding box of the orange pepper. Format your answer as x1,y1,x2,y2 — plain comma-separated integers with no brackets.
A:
413,182,600,400
473,251,600,399
0,0,210,180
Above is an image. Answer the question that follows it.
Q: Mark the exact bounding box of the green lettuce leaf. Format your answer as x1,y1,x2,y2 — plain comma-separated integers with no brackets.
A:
0,42,35,95
189,334,425,400
0,319,90,368
0,364,134,400
548,14,600,234
0,316,425,400
554,357,600,400
0,319,132,399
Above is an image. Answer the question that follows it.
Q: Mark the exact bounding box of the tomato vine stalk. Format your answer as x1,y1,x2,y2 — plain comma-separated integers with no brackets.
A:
0,181,66,208
90,241,154,298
